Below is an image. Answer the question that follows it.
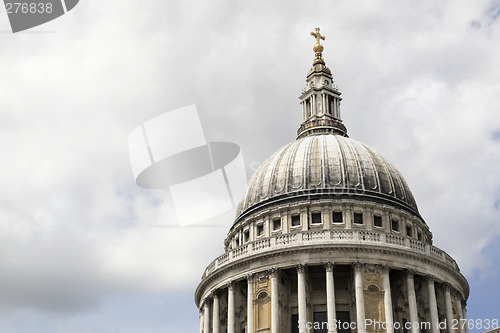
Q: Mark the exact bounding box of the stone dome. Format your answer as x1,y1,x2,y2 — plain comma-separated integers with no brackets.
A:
197,32,469,333
236,134,419,219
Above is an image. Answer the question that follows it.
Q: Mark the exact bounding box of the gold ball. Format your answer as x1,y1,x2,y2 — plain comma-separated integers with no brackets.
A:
313,44,324,53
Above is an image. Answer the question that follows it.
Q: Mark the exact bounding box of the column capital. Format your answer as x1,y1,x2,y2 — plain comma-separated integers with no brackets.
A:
380,265,391,273
296,264,306,274
405,269,416,278
353,262,365,272
246,273,254,283
268,268,280,278
325,262,335,272
443,282,453,291
456,290,466,301
425,275,436,283
225,281,234,290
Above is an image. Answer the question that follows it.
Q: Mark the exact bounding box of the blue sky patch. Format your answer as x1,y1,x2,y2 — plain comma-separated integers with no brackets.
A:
487,4,500,21
470,20,482,29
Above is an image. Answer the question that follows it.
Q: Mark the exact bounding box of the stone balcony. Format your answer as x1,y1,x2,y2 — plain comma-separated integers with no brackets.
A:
201,228,459,280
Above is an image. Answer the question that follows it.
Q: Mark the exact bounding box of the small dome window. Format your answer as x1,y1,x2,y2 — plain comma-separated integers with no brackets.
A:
291,215,301,226
406,226,412,238
332,212,343,224
273,218,282,231
257,224,264,236
391,219,399,231
311,212,322,224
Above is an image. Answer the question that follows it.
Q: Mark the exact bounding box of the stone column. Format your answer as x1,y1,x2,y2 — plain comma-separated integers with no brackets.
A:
313,94,317,115
271,269,280,333
199,309,204,333
406,271,420,333
322,206,331,230
213,292,220,333
228,283,235,333
203,301,210,333
462,303,468,333
345,205,352,229
456,297,465,333
427,277,439,333
297,265,307,333
325,263,337,333
444,285,455,333
322,93,326,114
282,213,289,233
382,266,395,333
247,275,255,333
354,263,366,333
301,208,308,232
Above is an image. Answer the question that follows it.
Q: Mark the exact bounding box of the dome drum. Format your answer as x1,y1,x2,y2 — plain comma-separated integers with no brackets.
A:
226,198,431,253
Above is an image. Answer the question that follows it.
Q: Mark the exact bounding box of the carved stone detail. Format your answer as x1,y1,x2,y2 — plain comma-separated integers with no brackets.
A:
296,264,306,274
325,262,334,272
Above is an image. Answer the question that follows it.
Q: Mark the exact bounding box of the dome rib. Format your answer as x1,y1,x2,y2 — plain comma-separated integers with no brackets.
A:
358,144,379,191
345,137,365,189
326,135,344,187
271,141,294,195
337,136,360,188
371,147,395,196
309,136,322,187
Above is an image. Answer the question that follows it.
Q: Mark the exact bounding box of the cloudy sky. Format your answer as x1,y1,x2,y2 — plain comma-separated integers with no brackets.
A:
0,0,499,332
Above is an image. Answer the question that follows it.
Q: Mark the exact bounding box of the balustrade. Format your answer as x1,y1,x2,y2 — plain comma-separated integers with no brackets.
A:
202,229,458,277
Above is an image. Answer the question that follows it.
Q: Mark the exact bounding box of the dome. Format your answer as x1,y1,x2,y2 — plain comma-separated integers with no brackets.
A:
236,134,419,219
197,30,469,333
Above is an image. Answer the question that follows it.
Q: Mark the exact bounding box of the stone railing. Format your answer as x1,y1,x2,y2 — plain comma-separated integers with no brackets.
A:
201,229,459,280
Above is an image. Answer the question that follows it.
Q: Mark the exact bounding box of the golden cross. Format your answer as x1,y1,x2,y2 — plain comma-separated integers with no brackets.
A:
310,27,325,45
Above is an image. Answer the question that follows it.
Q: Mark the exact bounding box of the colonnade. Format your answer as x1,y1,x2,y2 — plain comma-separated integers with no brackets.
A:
301,93,340,119
199,264,466,333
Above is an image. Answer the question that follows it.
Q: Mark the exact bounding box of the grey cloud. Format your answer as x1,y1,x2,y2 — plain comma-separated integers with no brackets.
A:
0,0,499,330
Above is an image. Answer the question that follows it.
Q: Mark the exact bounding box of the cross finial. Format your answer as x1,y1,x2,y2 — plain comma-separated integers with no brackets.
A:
310,27,326,64
310,27,325,45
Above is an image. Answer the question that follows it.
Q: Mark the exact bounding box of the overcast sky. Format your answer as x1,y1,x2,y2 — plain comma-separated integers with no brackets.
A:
0,0,499,332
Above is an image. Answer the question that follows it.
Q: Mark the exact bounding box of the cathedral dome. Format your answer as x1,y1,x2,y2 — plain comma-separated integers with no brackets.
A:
196,29,469,333
236,134,419,219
